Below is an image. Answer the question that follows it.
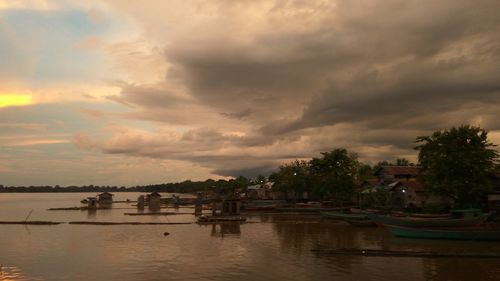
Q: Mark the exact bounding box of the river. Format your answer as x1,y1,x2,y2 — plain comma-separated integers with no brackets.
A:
1,193,499,281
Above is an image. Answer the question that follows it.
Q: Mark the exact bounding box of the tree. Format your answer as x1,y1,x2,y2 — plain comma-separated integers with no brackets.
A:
415,125,499,208
357,163,374,182
270,160,310,200
396,158,413,166
309,149,358,202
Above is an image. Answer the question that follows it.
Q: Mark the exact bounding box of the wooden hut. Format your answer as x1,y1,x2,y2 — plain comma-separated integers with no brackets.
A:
87,197,97,209
137,195,145,209
97,192,114,208
149,192,162,210
222,199,241,215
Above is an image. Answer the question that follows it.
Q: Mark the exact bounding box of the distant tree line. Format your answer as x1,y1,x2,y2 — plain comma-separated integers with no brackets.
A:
0,176,251,194
2,125,499,209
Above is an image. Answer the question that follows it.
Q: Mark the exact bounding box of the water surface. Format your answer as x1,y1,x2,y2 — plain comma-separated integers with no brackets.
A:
1,193,499,281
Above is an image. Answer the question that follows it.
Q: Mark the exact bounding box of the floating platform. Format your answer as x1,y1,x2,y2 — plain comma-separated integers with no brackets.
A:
68,221,193,225
48,207,83,211
0,221,61,225
123,212,193,216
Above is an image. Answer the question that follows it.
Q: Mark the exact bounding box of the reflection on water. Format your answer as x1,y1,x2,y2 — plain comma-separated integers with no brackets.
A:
0,265,40,281
210,223,241,238
423,259,500,281
1,193,500,281
86,209,96,219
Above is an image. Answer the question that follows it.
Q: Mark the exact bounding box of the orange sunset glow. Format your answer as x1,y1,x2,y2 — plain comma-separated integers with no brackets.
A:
0,94,32,108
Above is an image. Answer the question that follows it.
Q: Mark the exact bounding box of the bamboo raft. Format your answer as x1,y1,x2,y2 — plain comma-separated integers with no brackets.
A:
0,221,61,225
68,221,194,225
123,212,194,216
312,248,500,258
48,207,83,210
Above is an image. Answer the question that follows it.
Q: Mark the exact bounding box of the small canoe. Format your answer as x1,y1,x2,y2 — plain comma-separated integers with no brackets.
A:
321,211,370,220
372,213,491,228
407,213,451,219
386,225,500,241
277,207,350,213
197,216,247,223
345,219,377,227
243,205,277,211
349,208,378,214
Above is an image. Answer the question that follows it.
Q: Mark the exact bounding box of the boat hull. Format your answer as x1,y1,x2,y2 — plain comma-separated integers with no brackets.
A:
276,207,350,213
345,219,377,227
387,225,500,241
321,211,370,220
372,213,490,227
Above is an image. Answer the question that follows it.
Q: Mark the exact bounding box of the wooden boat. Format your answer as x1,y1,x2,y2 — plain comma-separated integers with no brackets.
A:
386,225,500,241
372,213,491,228
345,219,377,227
407,213,451,219
197,216,247,223
277,207,350,213
349,208,378,214
321,211,370,220
243,205,277,211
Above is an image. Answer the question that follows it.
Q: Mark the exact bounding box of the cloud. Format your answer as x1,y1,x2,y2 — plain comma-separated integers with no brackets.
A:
3,1,500,184
70,0,500,178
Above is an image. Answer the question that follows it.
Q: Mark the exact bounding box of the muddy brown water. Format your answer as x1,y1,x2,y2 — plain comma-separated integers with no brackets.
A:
1,193,499,281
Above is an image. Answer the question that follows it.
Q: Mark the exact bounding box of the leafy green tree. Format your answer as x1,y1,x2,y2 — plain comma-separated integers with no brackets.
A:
357,163,374,181
309,149,358,202
270,160,310,199
396,158,413,166
252,174,267,184
415,125,499,208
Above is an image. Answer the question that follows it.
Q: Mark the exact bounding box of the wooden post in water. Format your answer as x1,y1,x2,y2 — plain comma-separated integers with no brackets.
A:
137,195,145,209
24,209,34,222
194,192,203,216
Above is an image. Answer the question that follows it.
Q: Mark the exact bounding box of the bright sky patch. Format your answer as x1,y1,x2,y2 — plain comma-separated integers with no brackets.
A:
0,94,32,108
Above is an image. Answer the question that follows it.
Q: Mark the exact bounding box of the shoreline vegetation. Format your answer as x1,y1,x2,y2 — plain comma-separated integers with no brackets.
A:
1,125,500,211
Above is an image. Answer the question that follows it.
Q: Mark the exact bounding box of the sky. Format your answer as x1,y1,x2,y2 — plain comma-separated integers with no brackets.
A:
1,0,500,186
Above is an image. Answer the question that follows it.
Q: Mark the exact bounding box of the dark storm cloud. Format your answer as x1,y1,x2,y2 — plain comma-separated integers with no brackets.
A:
220,109,254,120
213,164,278,178
94,0,500,177
107,82,192,109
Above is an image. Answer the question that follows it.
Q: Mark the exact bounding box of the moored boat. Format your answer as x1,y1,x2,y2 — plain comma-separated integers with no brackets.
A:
372,213,491,228
407,213,451,219
277,207,350,213
386,225,500,241
321,211,370,220
197,215,247,223
243,204,277,211
345,219,377,227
